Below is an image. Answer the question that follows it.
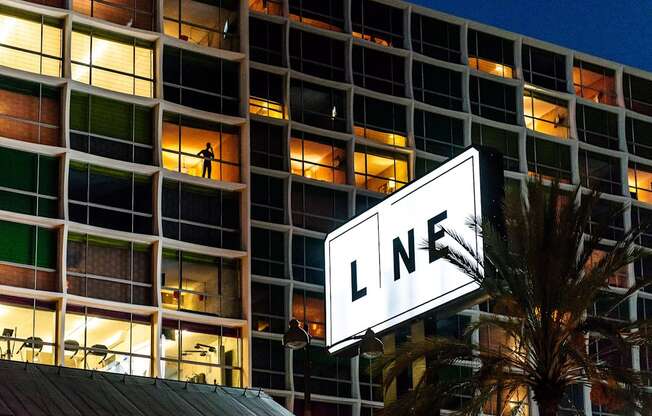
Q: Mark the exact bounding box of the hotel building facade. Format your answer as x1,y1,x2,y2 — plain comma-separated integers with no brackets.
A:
0,0,649,414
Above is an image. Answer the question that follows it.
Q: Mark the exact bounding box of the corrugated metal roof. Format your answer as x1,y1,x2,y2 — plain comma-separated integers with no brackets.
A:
0,360,294,416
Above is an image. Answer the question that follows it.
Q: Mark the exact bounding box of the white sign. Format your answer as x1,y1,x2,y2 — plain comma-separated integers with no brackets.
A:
325,148,490,353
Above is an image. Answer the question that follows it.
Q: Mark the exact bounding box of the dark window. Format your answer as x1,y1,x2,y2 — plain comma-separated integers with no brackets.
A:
251,121,285,171
578,150,622,195
471,123,519,171
414,110,464,158
251,281,286,333
522,45,567,92
251,174,285,224
162,180,240,249
576,104,619,150
163,0,238,51
355,193,382,215
67,233,152,305
412,61,462,111
288,0,344,32
292,234,324,284
626,117,652,159
0,75,61,146
585,198,624,242
351,0,403,48
249,17,283,66
354,95,406,146
639,298,652,372
631,205,652,248
624,73,652,117
294,345,351,397
469,76,517,124
252,337,285,390
0,147,59,218
292,182,348,233
163,46,239,116
249,69,285,119
353,46,405,96
74,0,153,30
411,13,460,63
252,227,285,278
526,136,571,183
359,356,383,402
573,60,616,105
468,29,514,78
69,163,153,234
290,28,345,82
70,91,153,164
415,157,442,179
290,79,347,132
161,249,240,317
0,220,57,292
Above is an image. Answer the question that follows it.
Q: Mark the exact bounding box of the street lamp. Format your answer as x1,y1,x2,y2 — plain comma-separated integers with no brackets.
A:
283,321,384,416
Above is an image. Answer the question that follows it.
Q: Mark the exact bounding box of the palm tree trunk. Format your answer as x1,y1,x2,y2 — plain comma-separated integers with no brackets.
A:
537,400,560,416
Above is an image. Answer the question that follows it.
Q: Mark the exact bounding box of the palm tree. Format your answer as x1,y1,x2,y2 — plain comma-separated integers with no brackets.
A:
378,179,652,416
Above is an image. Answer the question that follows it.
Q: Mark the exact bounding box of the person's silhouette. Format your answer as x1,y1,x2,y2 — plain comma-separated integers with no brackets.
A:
197,142,215,178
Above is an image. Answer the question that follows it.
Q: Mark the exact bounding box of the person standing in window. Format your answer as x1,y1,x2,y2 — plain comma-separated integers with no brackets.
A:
198,143,215,178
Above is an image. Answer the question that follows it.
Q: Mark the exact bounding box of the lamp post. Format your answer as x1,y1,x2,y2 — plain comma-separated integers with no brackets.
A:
283,320,385,416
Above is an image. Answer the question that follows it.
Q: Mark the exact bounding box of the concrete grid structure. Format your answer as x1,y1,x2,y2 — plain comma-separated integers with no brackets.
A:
0,0,650,415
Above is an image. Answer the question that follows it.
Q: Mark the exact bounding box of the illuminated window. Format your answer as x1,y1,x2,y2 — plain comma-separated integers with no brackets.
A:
578,150,621,195
162,113,240,182
411,13,460,63
289,0,344,32
351,0,403,47
353,46,405,97
291,182,348,232
354,145,408,194
414,110,464,158
412,61,463,111
470,76,517,125
68,163,153,234
523,90,569,139
573,60,616,105
73,0,153,30
252,282,285,333
290,131,346,183
290,28,346,82
249,0,282,15
67,233,153,305
472,124,519,172
250,17,283,66
0,220,57,292
627,117,652,159
70,91,154,164
163,46,239,115
162,180,240,249
576,104,618,150
163,0,238,51
522,45,567,92
250,69,285,119
0,296,56,364
64,306,151,376
629,162,652,203
354,95,406,146
587,249,628,288
251,174,285,223
71,27,154,97
161,249,240,317
290,80,347,132
0,75,60,146
161,319,242,386
468,29,514,79
624,73,652,117
526,136,571,183
292,290,325,339
0,8,62,77
0,147,59,218
483,386,529,416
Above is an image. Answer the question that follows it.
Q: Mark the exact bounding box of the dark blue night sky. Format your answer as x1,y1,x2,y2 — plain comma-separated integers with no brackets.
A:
412,0,652,72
